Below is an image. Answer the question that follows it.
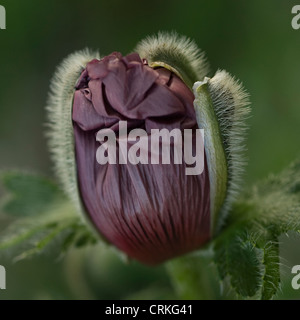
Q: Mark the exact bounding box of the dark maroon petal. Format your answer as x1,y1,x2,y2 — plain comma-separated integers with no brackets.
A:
72,52,211,265
72,89,104,131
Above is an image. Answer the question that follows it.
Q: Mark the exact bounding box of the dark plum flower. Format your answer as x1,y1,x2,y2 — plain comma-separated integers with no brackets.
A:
72,52,210,264
47,33,250,265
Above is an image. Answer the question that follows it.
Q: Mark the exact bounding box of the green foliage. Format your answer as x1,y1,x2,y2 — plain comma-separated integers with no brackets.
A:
214,232,262,298
167,159,300,300
213,230,281,299
0,159,300,300
1,171,64,217
0,171,96,261
212,159,300,299
260,239,280,300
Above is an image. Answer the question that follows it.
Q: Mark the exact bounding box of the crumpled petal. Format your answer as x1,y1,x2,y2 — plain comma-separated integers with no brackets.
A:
72,52,210,265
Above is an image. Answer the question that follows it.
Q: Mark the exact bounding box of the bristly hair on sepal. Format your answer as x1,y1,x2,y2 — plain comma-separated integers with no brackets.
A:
208,70,251,230
193,71,250,234
45,49,100,214
134,31,210,89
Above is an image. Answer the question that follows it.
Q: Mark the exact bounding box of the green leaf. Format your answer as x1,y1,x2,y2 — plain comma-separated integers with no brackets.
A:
0,171,65,217
211,159,300,299
228,238,261,298
260,240,280,300
214,232,262,298
250,159,300,235
0,200,95,260
0,171,97,261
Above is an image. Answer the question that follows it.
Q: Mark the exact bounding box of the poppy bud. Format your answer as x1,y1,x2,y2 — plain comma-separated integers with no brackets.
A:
46,33,250,265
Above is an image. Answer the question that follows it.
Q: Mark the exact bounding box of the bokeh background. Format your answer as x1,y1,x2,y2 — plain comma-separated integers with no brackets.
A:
0,0,300,299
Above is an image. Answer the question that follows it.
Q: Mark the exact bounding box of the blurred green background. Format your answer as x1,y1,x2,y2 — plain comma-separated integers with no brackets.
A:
0,0,300,299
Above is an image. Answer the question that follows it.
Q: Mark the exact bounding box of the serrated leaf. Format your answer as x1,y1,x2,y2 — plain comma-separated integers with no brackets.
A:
11,218,83,261
0,171,65,217
228,239,261,297
261,240,280,300
0,171,97,261
211,159,300,299
0,208,96,261
215,233,262,298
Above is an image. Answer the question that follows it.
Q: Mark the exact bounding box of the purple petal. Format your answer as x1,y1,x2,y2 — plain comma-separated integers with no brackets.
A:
72,52,211,265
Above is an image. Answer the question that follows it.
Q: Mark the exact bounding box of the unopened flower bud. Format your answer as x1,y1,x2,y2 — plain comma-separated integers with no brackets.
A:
46,33,250,265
